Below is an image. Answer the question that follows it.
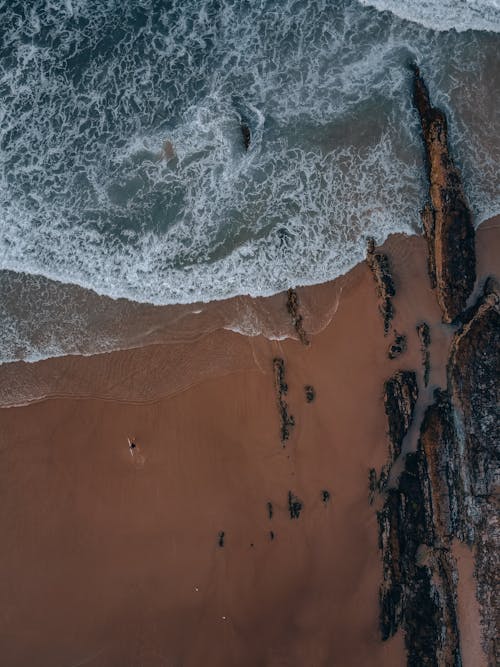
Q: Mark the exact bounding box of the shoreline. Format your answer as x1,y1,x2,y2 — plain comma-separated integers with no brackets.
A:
0,215,497,409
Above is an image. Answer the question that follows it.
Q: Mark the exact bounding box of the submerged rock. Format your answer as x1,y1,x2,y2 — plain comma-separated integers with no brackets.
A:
412,65,476,323
241,122,251,151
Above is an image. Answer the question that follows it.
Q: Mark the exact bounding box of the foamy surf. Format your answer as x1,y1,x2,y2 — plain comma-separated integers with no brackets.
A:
0,0,499,363
358,0,500,33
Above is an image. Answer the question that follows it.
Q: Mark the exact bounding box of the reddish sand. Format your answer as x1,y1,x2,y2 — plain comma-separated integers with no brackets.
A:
0,220,497,666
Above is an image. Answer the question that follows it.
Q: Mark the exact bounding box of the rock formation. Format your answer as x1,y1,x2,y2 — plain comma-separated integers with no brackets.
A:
288,491,303,519
366,237,396,335
374,67,495,667
416,322,431,387
383,371,419,463
377,279,499,665
241,122,251,151
304,385,315,403
273,357,295,443
286,288,310,346
388,331,407,360
447,278,500,662
412,65,476,323
378,371,462,666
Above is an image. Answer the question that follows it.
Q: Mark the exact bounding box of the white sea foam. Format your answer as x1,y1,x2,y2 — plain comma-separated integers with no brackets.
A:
0,0,499,364
358,0,500,33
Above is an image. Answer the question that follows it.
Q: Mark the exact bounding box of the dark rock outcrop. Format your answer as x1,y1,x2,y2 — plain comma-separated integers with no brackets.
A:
378,279,499,664
286,288,310,346
412,65,476,323
273,358,295,443
383,371,419,463
288,491,303,519
378,449,462,667
241,123,251,151
447,278,500,662
366,238,396,335
388,331,407,360
304,385,315,403
378,370,462,665
416,322,431,387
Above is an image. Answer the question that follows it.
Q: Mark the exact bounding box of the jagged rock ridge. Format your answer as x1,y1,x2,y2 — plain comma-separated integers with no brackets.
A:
412,65,476,323
366,237,396,335
378,372,462,666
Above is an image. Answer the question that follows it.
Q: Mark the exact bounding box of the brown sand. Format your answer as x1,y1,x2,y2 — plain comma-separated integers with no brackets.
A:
0,220,498,666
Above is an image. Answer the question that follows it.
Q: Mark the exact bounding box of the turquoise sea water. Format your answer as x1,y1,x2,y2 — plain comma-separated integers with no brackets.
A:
0,0,499,362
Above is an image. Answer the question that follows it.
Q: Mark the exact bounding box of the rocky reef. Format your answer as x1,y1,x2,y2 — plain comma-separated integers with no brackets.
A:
447,278,500,662
286,288,310,346
383,371,419,462
366,237,396,335
416,322,431,387
412,65,476,323
377,278,499,665
273,357,295,444
378,372,462,666
374,70,496,664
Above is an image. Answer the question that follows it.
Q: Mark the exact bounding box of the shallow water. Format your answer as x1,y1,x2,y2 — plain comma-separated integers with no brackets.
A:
0,0,499,363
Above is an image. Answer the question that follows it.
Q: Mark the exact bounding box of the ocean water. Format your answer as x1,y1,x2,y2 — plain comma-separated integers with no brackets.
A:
0,0,499,363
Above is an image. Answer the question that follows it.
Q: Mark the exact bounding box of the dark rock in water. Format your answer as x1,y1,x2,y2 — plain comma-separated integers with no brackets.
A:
383,371,419,462
218,531,225,548
416,322,431,387
273,358,295,443
288,491,303,519
366,238,396,335
411,64,476,323
321,490,330,505
286,288,310,346
387,331,407,360
304,385,315,403
241,122,251,151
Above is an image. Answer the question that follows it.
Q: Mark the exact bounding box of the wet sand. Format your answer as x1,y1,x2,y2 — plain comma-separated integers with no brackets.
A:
0,220,498,667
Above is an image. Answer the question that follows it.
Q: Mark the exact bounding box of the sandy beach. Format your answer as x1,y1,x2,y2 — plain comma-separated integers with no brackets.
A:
0,218,497,666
